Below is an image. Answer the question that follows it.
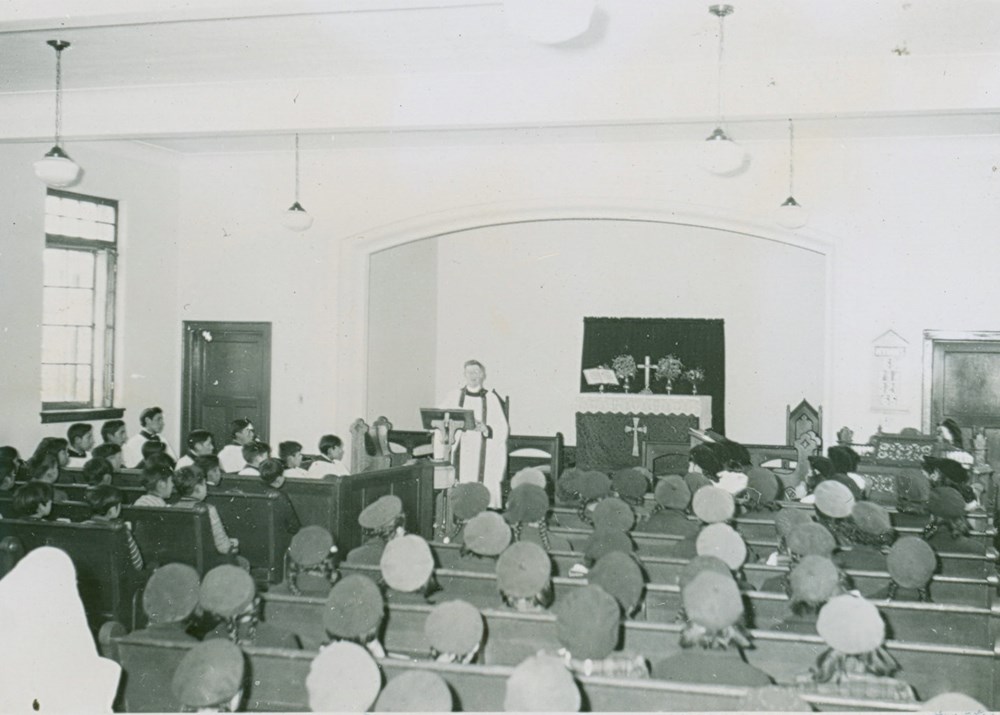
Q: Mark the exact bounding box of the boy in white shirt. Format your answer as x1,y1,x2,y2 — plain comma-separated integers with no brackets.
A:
237,442,270,476
122,407,176,468
306,435,349,478
66,423,95,468
176,429,215,470
279,441,308,478
217,418,255,474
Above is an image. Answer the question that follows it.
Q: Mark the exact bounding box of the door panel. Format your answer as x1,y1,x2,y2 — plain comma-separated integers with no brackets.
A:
182,322,271,449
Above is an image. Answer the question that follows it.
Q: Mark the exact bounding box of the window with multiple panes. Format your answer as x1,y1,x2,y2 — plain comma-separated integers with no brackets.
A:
42,190,118,410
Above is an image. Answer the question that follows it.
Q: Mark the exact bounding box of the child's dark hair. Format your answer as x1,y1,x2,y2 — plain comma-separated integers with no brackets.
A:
318,434,342,454
139,406,163,428
259,458,285,486
0,446,20,463
13,481,53,517
689,443,723,478
30,437,68,465
173,466,205,498
92,443,121,461
194,454,221,474
939,418,964,448
242,441,270,463
82,457,114,486
142,452,176,473
28,452,59,481
67,423,93,447
141,440,167,460
142,464,174,493
101,419,126,442
0,458,17,489
230,417,253,438
85,484,123,517
279,441,303,462
186,429,214,450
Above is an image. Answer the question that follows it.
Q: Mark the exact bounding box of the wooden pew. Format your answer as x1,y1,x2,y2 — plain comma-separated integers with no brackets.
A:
112,633,926,712
213,463,434,554
336,558,998,647
206,487,290,584
0,517,146,631
258,592,997,706
60,481,145,504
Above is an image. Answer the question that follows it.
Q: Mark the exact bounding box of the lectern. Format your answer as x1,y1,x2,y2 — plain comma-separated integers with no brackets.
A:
420,407,477,539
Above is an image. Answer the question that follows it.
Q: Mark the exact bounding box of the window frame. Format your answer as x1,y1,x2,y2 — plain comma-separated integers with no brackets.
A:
40,189,123,422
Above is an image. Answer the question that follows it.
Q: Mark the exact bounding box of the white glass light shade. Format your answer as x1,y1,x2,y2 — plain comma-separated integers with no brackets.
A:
504,0,596,44
702,127,748,175
34,146,81,187
281,202,313,232
775,196,809,229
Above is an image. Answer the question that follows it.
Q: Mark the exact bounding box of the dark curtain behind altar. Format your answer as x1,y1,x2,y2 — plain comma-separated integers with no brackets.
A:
580,317,725,433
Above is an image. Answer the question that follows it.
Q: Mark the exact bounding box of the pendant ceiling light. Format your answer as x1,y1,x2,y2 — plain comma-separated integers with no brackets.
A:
701,5,747,176
281,133,313,232
504,0,597,44
34,40,82,188
775,118,809,228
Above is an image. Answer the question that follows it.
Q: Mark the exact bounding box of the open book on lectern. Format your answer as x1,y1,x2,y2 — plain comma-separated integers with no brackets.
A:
420,408,478,431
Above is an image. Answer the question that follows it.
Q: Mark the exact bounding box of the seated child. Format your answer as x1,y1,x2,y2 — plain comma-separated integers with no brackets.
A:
217,418,256,474
285,526,338,597
379,534,438,602
279,441,308,478
346,495,406,564
136,563,201,643
237,441,270,476
194,455,224,486
81,457,114,487
424,599,484,664
323,574,387,657
133,464,174,507
175,429,215,470
27,452,68,503
0,446,27,482
91,443,124,471
29,437,69,470
496,540,554,612
306,435,349,478
100,419,127,446
200,564,299,649
173,466,238,555
13,481,54,520
171,639,245,713
136,440,175,471
258,457,300,535
0,457,17,493
84,484,144,571
66,423,95,467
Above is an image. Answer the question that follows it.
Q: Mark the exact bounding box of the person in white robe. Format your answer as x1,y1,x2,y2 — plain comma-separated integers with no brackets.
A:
0,547,122,712
442,360,509,509
122,406,176,468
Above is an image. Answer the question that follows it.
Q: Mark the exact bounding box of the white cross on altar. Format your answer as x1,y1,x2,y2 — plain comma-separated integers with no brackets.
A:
639,355,657,394
624,416,647,457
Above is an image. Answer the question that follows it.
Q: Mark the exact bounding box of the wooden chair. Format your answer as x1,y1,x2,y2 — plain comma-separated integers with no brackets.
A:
786,399,822,447
642,441,689,476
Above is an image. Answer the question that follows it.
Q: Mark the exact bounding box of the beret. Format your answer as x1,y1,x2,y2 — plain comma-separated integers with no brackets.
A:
172,639,244,708
511,467,547,490
288,526,335,567
654,476,691,511
588,551,644,615
677,554,732,591
380,535,435,592
584,528,634,564
736,686,810,712
786,522,837,559
851,501,893,536
683,471,712,496
929,486,966,519
774,507,813,538
816,594,885,654
557,467,585,499
789,555,841,605
692,485,735,523
612,468,649,501
577,470,612,501
451,483,491,521
683,571,744,631
591,497,635,531
144,563,200,624
463,511,512,556
323,574,384,639
813,480,855,519
505,483,549,524
425,599,483,656
554,584,621,659
745,467,780,505
496,541,551,598
359,494,403,530
306,641,381,712
199,565,255,618
695,523,747,570
374,670,453,712
504,655,581,712
886,536,937,589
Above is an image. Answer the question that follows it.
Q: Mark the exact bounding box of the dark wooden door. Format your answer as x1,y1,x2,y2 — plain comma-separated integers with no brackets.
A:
182,321,271,449
930,338,1000,477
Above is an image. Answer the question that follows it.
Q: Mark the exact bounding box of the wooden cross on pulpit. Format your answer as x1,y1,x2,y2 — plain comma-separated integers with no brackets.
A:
625,416,648,457
638,355,657,394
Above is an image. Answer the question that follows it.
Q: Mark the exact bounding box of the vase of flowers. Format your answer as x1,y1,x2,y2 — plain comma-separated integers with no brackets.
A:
684,367,706,394
611,354,637,393
656,355,684,394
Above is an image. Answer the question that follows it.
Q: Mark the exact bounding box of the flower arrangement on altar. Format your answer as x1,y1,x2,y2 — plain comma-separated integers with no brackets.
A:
611,354,637,380
655,355,684,394
684,367,706,394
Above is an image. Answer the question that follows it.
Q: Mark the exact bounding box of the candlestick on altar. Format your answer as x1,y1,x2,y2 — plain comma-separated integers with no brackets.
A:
639,355,657,394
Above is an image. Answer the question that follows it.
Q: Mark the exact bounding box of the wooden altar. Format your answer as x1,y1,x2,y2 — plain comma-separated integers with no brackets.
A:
574,394,712,470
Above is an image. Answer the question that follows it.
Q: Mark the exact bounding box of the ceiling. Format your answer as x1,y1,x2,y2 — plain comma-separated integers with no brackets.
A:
3,0,1000,152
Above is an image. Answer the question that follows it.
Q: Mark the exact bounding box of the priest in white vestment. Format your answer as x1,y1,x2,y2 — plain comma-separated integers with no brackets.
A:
443,360,509,508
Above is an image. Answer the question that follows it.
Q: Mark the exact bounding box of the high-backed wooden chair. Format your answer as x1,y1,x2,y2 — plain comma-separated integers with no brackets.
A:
786,399,822,447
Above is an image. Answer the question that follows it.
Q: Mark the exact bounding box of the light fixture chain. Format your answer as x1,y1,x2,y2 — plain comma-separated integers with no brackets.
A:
788,118,795,195
716,10,725,126
54,43,64,147
294,133,301,203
